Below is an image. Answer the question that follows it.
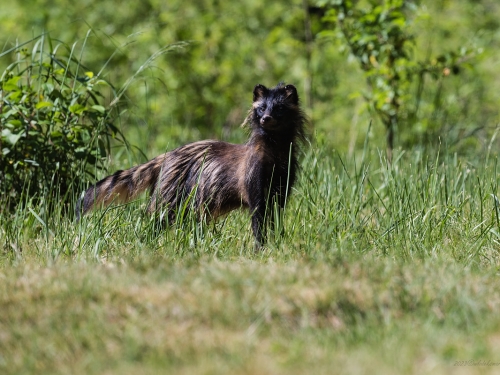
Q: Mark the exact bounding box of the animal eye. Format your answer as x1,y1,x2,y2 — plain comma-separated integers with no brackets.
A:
257,105,266,115
274,105,285,115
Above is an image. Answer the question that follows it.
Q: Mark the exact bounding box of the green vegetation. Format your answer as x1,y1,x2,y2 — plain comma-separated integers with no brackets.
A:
320,0,477,159
0,35,124,211
2,147,500,374
2,0,497,151
1,0,500,374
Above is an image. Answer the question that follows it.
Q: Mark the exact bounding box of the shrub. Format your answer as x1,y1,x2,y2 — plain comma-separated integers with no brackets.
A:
317,0,478,159
0,37,125,212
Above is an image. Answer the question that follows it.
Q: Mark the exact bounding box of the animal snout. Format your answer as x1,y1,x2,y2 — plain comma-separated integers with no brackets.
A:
260,114,274,125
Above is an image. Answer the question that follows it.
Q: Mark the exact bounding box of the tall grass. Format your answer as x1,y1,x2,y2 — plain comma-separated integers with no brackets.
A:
2,140,500,264
2,141,500,374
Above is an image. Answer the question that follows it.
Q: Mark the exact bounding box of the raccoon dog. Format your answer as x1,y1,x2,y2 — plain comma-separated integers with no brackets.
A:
77,83,307,246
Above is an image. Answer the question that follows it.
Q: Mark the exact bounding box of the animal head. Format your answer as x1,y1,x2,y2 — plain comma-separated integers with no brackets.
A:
250,83,300,132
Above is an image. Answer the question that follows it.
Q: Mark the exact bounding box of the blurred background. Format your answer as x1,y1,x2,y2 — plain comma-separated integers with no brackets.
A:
1,0,499,162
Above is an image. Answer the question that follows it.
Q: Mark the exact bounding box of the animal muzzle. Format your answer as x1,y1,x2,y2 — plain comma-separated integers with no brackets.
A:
260,114,277,128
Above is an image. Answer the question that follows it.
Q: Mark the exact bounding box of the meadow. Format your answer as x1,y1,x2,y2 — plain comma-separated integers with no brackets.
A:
2,0,500,374
2,141,500,374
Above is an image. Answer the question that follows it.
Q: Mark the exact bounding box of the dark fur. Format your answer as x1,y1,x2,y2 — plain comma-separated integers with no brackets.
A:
76,83,307,246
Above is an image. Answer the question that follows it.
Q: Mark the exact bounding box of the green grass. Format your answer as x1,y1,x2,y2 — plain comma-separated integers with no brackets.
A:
2,145,500,374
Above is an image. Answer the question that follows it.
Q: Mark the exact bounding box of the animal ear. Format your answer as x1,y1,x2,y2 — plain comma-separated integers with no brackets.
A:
284,84,298,105
253,84,268,102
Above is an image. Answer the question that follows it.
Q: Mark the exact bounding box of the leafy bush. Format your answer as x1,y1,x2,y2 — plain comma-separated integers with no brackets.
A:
317,0,480,158
0,37,125,212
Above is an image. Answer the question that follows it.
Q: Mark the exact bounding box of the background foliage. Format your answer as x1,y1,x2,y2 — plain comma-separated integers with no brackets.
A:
0,36,125,210
2,0,498,160
318,0,481,159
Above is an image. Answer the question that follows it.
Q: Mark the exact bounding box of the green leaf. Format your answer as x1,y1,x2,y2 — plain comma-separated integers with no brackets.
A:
50,131,63,138
2,76,21,91
24,159,40,167
69,104,86,115
1,128,24,146
7,120,22,128
36,101,54,109
91,105,105,114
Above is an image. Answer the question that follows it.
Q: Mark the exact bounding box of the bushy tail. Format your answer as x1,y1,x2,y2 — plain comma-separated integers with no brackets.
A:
76,155,164,220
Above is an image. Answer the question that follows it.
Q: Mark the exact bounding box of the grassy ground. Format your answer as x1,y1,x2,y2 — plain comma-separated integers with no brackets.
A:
2,144,500,374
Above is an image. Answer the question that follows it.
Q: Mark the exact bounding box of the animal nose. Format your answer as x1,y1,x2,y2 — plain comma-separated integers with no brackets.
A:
260,114,272,124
